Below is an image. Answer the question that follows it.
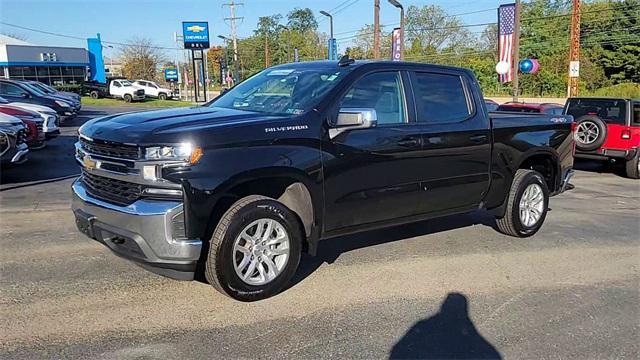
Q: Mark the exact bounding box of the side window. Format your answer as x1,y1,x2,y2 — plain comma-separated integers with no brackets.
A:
339,71,406,125
0,83,25,96
412,72,471,123
633,102,640,126
150,83,158,89
113,81,121,88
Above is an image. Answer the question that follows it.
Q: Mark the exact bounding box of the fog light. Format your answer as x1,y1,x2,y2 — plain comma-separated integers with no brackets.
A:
143,165,158,181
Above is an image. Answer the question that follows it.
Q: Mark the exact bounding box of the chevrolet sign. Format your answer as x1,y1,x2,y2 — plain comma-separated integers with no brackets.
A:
182,21,210,49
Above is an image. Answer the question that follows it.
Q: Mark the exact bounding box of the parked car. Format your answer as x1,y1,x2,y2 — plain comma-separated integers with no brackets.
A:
485,99,500,112
0,96,59,139
22,80,81,112
497,102,565,114
0,79,76,118
0,113,29,165
83,79,145,102
565,97,639,178
132,80,173,100
0,105,46,149
72,60,575,301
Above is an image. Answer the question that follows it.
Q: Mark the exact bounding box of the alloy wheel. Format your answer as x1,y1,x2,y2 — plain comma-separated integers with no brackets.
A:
519,183,545,227
233,218,290,286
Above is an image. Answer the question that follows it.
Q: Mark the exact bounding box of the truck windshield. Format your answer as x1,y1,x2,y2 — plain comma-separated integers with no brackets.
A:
209,67,349,115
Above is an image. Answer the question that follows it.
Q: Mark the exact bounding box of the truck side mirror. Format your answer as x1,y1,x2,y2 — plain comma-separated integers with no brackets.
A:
20,93,29,99
329,108,377,139
335,108,377,128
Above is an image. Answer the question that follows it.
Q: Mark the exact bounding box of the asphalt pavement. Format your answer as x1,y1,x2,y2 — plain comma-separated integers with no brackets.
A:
0,106,638,359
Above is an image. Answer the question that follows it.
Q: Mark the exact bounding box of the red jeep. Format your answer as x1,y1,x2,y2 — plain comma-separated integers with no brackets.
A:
565,97,639,179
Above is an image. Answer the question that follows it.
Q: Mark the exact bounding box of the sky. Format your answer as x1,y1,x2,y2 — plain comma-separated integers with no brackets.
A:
0,0,504,57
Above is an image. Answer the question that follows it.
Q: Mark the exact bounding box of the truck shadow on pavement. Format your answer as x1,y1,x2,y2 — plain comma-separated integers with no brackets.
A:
389,292,502,359
289,210,497,287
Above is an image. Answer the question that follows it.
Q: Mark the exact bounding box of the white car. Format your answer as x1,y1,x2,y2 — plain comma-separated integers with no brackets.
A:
133,80,173,100
0,95,59,138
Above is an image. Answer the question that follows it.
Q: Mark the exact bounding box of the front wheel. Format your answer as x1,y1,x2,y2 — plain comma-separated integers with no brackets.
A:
158,93,167,100
496,169,550,237
123,94,132,103
205,195,302,301
625,151,639,179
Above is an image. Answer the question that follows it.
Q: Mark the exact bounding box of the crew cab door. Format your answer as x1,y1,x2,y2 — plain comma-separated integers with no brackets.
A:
110,80,124,97
322,70,427,232
408,70,491,214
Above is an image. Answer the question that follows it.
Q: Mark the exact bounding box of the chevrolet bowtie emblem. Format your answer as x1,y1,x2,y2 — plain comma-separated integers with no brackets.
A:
82,155,97,170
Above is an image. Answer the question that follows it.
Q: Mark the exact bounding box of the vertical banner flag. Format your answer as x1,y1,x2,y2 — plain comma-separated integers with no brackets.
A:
498,4,516,83
327,39,338,60
294,48,299,62
391,27,402,61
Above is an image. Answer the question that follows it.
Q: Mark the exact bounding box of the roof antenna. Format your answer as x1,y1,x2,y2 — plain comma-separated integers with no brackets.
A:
338,55,355,67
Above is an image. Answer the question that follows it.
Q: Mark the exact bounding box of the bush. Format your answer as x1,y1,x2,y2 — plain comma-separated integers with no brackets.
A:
585,83,640,98
53,84,83,94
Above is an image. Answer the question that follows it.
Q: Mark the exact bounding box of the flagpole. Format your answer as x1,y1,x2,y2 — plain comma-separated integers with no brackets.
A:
513,0,521,102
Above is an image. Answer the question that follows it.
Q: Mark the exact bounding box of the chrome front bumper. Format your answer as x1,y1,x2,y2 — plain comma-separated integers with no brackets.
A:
71,179,202,280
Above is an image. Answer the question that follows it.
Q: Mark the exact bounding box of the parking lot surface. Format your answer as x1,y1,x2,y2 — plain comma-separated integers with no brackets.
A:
1,106,638,359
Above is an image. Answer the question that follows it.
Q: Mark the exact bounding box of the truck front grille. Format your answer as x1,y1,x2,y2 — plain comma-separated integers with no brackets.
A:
81,138,141,160
81,170,142,206
16,129,27,145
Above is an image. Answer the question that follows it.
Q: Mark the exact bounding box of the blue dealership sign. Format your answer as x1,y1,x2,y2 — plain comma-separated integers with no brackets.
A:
164,68,179,82
182,21,210,49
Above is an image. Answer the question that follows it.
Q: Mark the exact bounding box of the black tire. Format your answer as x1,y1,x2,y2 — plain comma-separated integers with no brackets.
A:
625,151,640,179
574,115,607,151
158,93,167,100
123,94,132,103
90,90,99,99
205,195,303,301
496,169,550,237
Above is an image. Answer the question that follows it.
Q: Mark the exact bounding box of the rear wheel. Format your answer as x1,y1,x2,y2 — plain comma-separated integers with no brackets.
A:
123,94,132,103
205,195,302,301
625,151,639,179
90,90,99,99
496,169,550,237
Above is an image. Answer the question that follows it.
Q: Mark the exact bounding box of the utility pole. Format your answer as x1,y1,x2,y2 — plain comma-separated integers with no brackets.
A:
568,0,581,97
373,0,380,59
265,33,269,68
223,1,243,83
512,0,521,102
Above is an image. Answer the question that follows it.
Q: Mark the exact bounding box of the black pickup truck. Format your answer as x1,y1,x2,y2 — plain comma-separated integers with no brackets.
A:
72,59,575,301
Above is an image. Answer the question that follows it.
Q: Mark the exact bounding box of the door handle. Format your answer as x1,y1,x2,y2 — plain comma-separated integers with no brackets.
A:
469,134,488,143
398,137,421,147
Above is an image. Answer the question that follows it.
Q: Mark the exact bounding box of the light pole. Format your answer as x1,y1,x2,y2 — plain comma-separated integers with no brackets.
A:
320,10,335,60
388,0,404,60
218,35,239,86
102,44,114,76
280,25,292,63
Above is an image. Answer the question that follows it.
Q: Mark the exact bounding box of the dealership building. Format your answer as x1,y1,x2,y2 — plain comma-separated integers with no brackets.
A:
0,34,105,85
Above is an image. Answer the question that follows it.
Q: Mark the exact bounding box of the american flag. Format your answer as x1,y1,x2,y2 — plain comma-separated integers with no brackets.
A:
498,4,516,83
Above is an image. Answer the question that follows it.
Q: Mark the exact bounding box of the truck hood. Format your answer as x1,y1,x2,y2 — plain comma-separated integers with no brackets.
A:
80,106,290,145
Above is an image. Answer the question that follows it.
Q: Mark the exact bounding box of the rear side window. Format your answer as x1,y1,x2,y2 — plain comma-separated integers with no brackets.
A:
412,72,471,123
633,102,640,126
566,99,626,125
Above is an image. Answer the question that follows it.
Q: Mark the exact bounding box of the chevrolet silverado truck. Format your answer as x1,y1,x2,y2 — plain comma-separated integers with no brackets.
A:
72,59,575,301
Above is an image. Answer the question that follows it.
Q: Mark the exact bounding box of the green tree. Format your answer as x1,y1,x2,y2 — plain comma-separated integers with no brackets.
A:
287,8,318,33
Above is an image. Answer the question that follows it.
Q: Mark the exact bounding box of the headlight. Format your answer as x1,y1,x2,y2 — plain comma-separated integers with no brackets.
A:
55,100,71,107
145,143,203,164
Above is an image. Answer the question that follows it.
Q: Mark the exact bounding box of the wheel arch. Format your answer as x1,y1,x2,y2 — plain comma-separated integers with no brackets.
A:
197,168,320,255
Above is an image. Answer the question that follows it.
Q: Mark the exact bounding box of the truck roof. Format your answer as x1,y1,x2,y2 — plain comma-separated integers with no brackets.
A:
269,60,475,76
